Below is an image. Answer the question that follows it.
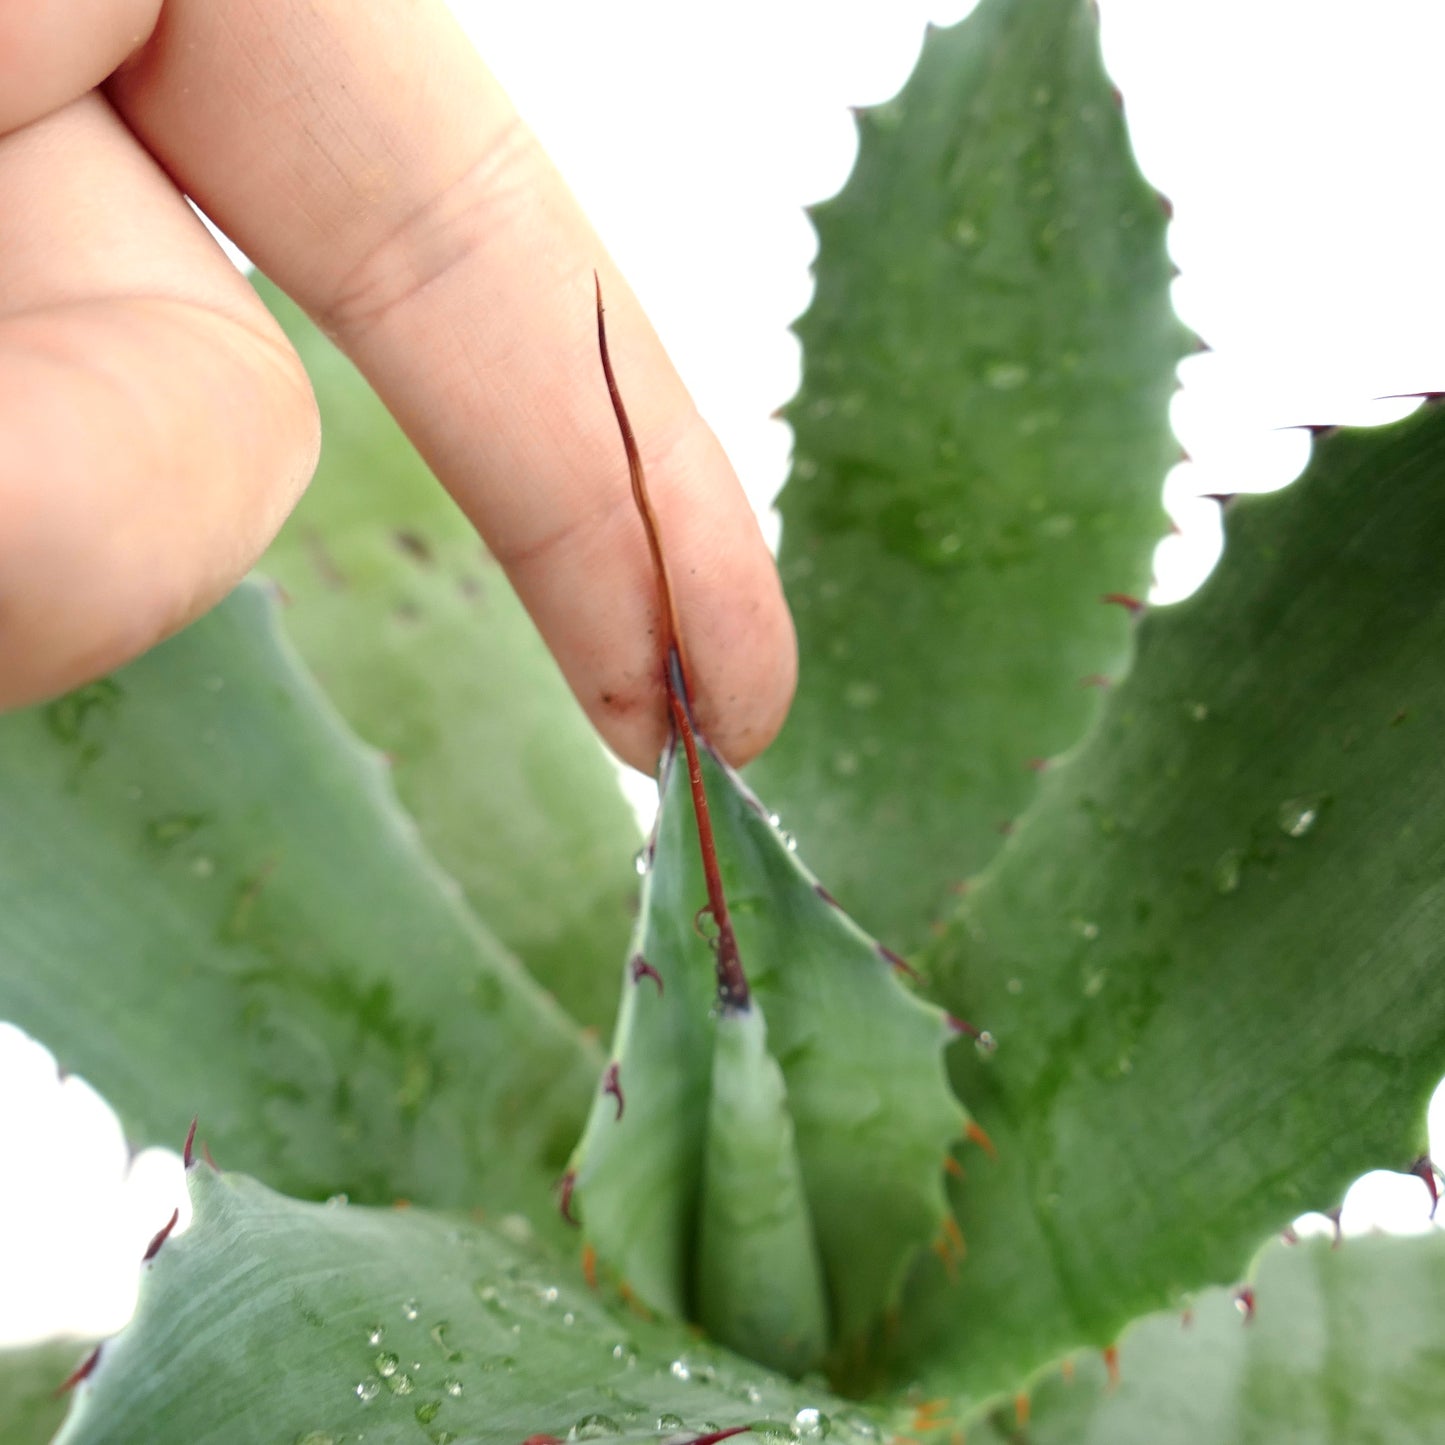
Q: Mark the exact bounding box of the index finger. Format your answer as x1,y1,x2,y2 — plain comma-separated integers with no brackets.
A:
108,0,795,772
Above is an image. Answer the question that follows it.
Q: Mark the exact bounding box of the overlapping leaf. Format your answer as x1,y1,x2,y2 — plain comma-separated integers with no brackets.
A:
965,1233,1445,1445
752,0,1189,947
52,1166,882,1445
0,585,596,1226
567,742,967,1376
256,277,638,1034
890,402,1445,1405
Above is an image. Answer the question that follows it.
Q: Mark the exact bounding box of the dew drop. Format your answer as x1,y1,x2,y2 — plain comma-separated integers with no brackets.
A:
1213,848,1244,895
657,1415,686,1431
325,1193,348,1207
375,1352,399,1378
1006,977,1023,995
572,1414,621,1439
975,1030,997,1056
562,1310,576,1326
415,1400,443,1424
366,1324,385,1347
844,680,880,709
795,1408,831,1439
191,856,215,878
743,1386,764,1405
832,750,859,777
1277,796,1322,838
767,812,782,828
1187,700,1210,722
387,1371,415,1396
633,847,651,877
781,832,798,852
1083,970,1107,998
669,1359,692,1382
443,1376,463,1397
355,1377,381,1403
951,217,980,248
537,1284,559,1305
401,1298,420,1321
295,1434,336,1445
1072,918,1100,941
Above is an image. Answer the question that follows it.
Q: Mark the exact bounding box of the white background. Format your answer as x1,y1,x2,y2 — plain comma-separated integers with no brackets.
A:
3,0,1444,1348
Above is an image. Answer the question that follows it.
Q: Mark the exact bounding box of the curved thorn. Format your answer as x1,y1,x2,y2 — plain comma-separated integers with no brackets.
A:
557,1170,579,1228
182,1115,198,1170
878,943,921,983
602,1062,625,1121
142,1207,180,1262
1234,1285,1256,1323
53,1345,101,1399
1101,592,1145,616
630,954,664,994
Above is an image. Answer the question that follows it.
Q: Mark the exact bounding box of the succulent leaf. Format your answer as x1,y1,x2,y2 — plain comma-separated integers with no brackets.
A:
751,0,1189,947
894,401,1445,1405
964,1233,1445,1444
50,1166,879,1445
568,742,966,1374
0,584,596,1224
254,276,639,1035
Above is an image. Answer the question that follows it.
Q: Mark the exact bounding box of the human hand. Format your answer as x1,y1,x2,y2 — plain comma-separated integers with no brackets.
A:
0,0,795,771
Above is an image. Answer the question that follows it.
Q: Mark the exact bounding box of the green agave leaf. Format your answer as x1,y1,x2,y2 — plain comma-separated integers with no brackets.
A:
53,1166,884,1445
254,276,639,1035
567,743,966,1375
0,584,596,1223
965,1233,1445,1445
893,402,1445,1404
751,0,1189,947
0,1340,94,1445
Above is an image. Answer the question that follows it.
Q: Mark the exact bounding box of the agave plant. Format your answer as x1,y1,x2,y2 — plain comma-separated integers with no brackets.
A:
4,0,1445,1441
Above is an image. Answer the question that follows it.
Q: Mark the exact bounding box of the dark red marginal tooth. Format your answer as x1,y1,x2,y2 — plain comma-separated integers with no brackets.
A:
1157,192,1174,220
688,1429,752,1445
1327,1205,1344,1248
814,882,840,907
1376,391,1445,404
1100,592,1145,616
630,955,664,995
995,818,1016,837
1103,1343,1120,1389
201,1140,219,1172
1234,1285,1256,1323
53,1345,101,1398
1026,756,1050,773
556,1170,579,1228
878,943,921,983
1410,1155,1442,1218
948,1015,997,1055
602,1063,625,1121
1203,492,1238,509
1080,673,1112,689
1280,1224,1300,1245
182,1115,199,1170
520,1436,565,1445
142,1207,180,1262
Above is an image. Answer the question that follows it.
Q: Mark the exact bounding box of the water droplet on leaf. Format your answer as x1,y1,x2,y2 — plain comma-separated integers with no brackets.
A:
572,1414,621,1439
375,1352,399,1378
401,1298,420,1321
355,1377,381,1403
1277,796,1322,838
669,1359,692,1382
415,1401,442,1424
443,1376,463,1397
795,1409,831,1439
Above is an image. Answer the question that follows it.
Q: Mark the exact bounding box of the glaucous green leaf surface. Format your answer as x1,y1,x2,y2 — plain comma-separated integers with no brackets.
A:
256,276,639,1034
568,743,965,1375
894,403,1445,1405
0,585,596,1224
752,0,1189,947
53,1167,883,1445
965,1234,1445,1445
0,1340,94,1445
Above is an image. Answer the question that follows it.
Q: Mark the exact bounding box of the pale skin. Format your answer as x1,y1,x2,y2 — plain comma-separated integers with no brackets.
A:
0,0,796,773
